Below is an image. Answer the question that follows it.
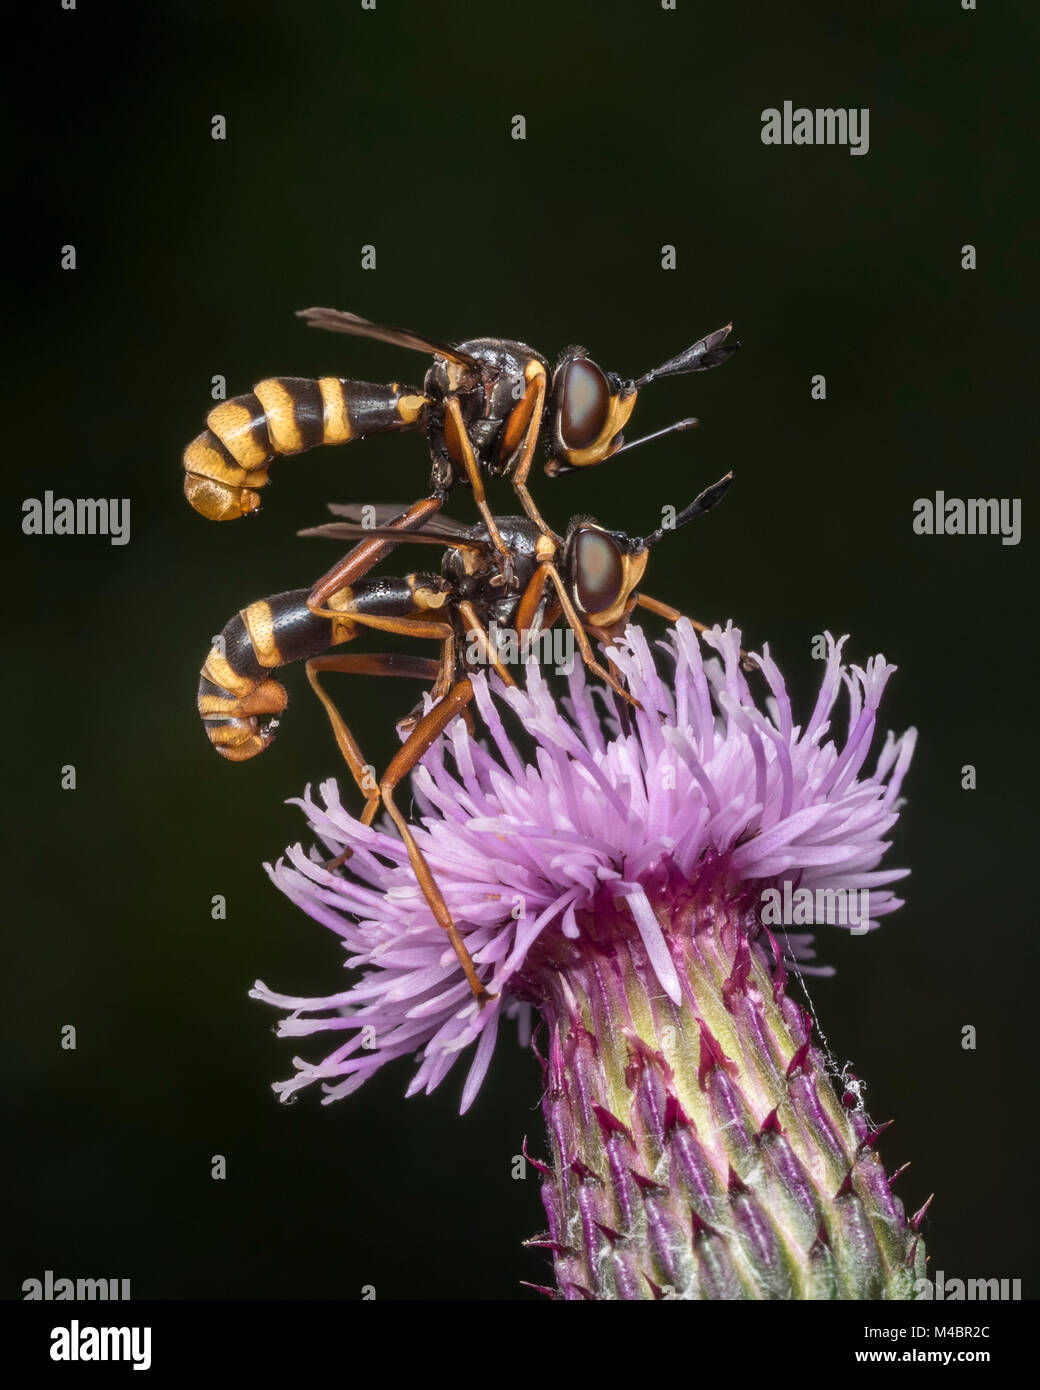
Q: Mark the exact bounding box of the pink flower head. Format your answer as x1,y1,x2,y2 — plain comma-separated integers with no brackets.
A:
252,621,914,1112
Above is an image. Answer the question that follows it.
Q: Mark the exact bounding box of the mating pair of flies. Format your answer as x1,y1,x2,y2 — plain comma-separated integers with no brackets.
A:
188,307,740,1003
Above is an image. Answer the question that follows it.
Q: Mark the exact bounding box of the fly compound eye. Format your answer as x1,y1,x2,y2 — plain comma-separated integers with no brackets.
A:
572,527,624,614
557,357,611,451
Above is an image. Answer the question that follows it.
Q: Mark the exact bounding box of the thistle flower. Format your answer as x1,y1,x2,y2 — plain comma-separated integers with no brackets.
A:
252,621,925,1299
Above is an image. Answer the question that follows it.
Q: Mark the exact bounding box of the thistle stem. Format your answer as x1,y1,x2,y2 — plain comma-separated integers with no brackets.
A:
526,868,924,1300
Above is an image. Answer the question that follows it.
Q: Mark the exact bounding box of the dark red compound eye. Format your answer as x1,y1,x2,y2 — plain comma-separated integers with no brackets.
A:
573,528,624,613
557,357,611,450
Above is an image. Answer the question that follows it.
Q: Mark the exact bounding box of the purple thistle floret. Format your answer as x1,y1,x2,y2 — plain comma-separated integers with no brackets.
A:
253,620,925,1298
252,622,913,1109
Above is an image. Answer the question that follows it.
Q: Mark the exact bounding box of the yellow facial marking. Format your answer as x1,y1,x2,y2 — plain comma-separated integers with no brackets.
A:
319,377,352,445
254,379,302,455
588,549,648,627
207,400,269,469
241,601,282,668
558,390,638,468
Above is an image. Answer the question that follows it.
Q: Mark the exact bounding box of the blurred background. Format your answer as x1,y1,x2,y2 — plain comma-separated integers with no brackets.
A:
5,0,1035,1299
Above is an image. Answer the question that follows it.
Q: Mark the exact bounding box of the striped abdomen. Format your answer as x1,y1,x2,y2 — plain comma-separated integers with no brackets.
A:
183,377,429,521
198,575,449,760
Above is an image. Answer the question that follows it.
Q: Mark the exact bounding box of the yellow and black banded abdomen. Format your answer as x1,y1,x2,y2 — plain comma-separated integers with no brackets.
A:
183,377,430,521
198,575,448,760
198,588,346,760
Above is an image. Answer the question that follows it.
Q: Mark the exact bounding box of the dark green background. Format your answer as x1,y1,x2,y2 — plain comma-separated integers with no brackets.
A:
6,0,1036,1300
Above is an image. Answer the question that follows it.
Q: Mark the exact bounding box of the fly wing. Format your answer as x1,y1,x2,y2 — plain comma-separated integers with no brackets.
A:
325,501,473,538
296,307,479,369
299,519,491,555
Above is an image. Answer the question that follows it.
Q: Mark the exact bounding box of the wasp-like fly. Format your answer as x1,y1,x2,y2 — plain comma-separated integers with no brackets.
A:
182,307,738,589
196,473,734,1003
